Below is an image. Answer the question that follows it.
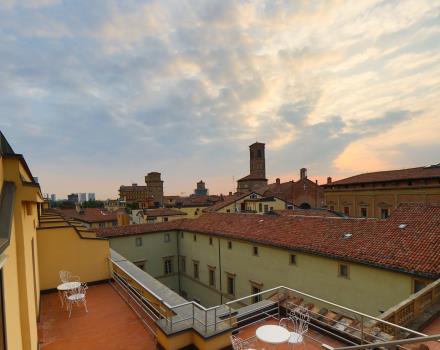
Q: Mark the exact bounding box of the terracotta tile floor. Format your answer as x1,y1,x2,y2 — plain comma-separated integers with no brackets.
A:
38,283,156,350
422,315,440,350
236,318,345,350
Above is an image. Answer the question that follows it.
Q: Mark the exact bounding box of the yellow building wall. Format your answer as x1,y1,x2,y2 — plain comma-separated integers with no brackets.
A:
176,206,205,219
179,231,415,316
37,225,110,290
325,187,440,218
1,156,42,350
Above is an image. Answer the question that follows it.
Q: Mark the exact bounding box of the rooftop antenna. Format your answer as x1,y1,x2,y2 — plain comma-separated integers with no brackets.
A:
232,176,235,194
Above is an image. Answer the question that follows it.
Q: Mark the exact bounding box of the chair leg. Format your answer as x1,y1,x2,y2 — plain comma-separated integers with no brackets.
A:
58,290,64,307
83,299,88,313
68,301,73,319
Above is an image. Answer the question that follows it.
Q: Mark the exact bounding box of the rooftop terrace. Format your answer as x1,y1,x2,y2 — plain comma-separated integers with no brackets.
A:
38,284,156,350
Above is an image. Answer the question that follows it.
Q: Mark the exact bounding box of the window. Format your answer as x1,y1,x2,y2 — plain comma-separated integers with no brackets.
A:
258,203,262,212
193,262,199,279
408,181,413,186
164,233,171,242
180,256,186,273
381,208,389,219
264,204,269,212
112,221,117,226
164,258,173,274
252,286,262,303
135,237,142,247
360,207,367,218
343,207,350,216
250,193,258,199
228,241,232,249
290,254,297,265
134,260,145,270
227,275,235,295
193,234,197,242
209,237,213,245
164,217,169,222
226,209,230,213
209,268,216,287
253,246,259,256
181,232,184,239
414,279,428,293
329,205,335,211
25,202,33,216
339,263,349,278
99,222,105,228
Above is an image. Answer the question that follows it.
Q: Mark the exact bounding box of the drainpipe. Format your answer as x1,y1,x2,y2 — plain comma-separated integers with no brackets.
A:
177,230,181,294
218,237,223,304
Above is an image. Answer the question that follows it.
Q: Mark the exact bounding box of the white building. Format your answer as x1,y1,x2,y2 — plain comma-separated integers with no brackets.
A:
88,193,96,201
79,193,87,203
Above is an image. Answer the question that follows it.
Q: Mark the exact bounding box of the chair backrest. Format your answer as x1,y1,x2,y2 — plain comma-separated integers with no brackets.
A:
279,317,292,329
68,282,88,298
59,270,71,283
291,305,310,335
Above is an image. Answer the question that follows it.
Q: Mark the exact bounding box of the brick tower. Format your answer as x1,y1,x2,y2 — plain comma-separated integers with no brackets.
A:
145,172,164,207
249,142,266,179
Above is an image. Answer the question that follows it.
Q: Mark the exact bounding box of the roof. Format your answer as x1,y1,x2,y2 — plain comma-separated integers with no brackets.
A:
55,208,118,223
143,208,186,217
119,185,148,191
202,192,254,212
257,177,323,202
237,174,267,182
0,131,15,156
95,203,440,279
181,204,440,279
274,208,342,218
95,220,184,238
326,165,440,186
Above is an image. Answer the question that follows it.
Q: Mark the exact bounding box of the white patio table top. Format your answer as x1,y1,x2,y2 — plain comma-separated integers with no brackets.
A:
256,324,290,344
57,281,81,291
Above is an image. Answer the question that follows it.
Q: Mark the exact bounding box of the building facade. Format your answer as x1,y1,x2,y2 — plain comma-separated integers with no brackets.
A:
323,165,440,218
96,204,439,316
119,183,150,204
194,180,208,196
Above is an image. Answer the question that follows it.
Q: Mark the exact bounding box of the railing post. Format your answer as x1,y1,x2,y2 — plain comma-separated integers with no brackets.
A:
192,303,195,325
229,305,232,328
214,307,217,331
360,315,364,344
205,309,208,334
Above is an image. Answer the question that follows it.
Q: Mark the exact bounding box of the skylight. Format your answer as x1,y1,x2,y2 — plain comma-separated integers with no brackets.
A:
398,224,407,229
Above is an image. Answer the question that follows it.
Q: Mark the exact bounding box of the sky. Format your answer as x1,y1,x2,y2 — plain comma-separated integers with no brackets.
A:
1,0,440,199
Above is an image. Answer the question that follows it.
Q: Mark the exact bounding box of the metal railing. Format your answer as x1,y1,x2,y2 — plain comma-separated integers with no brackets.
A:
109,255,438,349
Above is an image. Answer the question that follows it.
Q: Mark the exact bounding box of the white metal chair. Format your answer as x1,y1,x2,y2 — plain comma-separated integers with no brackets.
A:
59,270,80,283
230,335,257,350
279,306,310,349
66,282,88,318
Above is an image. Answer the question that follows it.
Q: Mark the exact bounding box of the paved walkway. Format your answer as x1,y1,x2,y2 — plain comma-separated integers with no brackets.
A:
38,283,156,350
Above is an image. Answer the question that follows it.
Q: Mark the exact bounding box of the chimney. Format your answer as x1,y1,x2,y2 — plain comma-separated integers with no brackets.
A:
300,168,307,180
327,177,332,184
315,180,318,184
229,192,232,196
276,178,280,185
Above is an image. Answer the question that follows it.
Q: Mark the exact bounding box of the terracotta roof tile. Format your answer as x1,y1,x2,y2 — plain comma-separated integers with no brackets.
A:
326,165,440,186
94,204,440,278
55,208,118,223
274,209,342,218
95,220,184,237
143,208,186,217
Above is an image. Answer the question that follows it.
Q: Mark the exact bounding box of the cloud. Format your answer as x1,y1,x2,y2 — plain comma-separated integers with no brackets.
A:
0,0,440,197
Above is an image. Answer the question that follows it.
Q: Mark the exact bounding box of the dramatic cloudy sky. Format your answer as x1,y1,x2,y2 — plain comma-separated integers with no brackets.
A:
1,0,440,199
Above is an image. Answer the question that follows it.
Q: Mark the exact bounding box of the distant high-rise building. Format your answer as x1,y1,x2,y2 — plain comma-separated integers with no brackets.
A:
194,180,208,196
67,193,79,203
88,193,96,201
50,194,56,202
79,193,87,203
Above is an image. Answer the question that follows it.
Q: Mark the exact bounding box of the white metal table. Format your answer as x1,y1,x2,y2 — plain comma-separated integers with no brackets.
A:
57,282,81,307
256,324,290,349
